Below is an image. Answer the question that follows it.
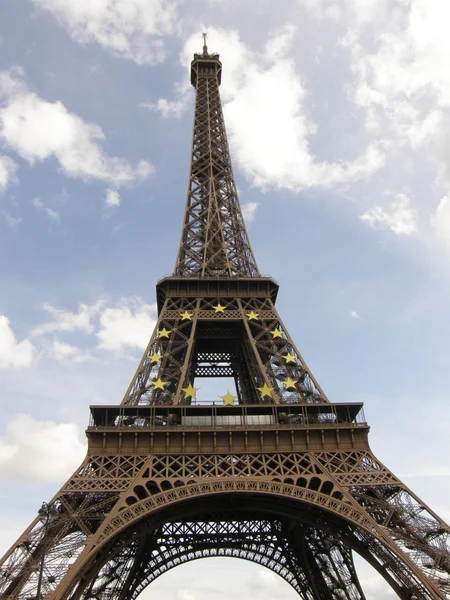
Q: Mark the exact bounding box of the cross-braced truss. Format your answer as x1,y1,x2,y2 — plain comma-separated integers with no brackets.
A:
1,43,450,600
174,50,258,278
121,294,328,406
77,518,367,600
2,446,450,599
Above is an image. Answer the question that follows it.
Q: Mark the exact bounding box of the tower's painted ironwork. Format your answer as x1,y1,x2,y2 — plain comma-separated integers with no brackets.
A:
1,41,450,600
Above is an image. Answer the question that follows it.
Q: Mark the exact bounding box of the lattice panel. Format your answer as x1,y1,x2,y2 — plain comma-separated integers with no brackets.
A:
0,493,118,600
64,456,149,492
353,487,450,582
315,451,399,486
236,297,328,404
82,519,366,600
120,295,330,406
145,452,320,479
174,53,258,278
122,452,344,509
120,297,199,406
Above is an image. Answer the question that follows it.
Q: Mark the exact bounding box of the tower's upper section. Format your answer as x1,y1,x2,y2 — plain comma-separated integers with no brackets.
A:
190,37,222,87
174,41,260,278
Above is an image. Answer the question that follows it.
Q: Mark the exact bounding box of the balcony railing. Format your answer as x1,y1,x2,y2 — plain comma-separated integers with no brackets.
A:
87,402,366,431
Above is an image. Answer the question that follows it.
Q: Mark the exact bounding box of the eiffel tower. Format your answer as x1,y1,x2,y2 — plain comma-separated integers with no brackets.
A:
1,38,450,600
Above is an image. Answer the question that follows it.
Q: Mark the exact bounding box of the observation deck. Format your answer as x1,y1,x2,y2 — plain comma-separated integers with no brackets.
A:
190,51,222,87
86,403,369,455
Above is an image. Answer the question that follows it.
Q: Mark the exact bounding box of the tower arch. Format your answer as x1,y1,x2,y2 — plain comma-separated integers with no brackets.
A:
46,485,444,600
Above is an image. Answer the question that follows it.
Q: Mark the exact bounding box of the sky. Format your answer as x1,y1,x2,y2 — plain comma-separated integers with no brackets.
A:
0,0,450,598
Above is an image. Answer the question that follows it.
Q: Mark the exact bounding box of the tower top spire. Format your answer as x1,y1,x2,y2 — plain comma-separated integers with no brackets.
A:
190,35,221,87
178,45,259,279
202,31,208,55
178,47,259,278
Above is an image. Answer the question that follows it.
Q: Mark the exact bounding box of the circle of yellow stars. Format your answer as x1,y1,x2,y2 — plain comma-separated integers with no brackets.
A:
151,319,299,402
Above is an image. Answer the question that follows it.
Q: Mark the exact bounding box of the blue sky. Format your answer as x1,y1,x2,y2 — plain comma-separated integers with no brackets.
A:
1,0,450,598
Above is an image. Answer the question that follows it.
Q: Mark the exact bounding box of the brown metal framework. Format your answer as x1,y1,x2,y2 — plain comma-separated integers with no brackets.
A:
1,42,450,600
174,46,258,278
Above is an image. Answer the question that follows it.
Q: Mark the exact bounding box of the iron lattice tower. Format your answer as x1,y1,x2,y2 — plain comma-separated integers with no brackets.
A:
1,42,450,600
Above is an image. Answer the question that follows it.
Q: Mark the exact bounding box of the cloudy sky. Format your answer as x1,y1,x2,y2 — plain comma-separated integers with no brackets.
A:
1,0,450,597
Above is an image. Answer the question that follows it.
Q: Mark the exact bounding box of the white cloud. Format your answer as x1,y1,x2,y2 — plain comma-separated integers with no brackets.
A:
430,195,450,245
97,297,157,353
30,297,156,356
264,24,296,60
256,569,279,588
50,338,91,363
112,222,126,235
344,0,450,180
0,413,85,482
349,310,360,319
32,196,60,223
0,69,153,187
31,301,101,336
360,193,417,235
301,0,342,20
2,210,22,227
303,0,396,26
175,591,196,600
32,0,179,65
141,97,187,119
241,201,258,224
140,78,191,119
175,27,385,192
249,568,300,599
0,315,37,369
353,557,397,599
105,188,120,208
0,155,17,192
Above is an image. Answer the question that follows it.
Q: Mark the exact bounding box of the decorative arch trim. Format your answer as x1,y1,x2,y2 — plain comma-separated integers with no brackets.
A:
56,478,439,600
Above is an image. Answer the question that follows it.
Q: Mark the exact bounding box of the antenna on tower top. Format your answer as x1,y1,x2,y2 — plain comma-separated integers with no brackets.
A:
202,31,208,55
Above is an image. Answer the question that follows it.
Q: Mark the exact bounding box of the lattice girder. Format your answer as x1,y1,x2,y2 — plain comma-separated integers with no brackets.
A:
175,51,259,278
80,518,367,600
0,492,118,599
2,440,450,600
121,292,328,406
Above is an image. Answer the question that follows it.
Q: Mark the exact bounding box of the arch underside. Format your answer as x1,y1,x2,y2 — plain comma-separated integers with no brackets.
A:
3,477,449,599
67,489,443,600
80,516,367,600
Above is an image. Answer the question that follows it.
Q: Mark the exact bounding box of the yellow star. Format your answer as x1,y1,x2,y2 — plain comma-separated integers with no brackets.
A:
246,311,259,320
158,328,171,338
180,311,193,321
182,383,198,399
151,378,167,390
149,353,161,364
283,352,297,364
220,391,237,406
282,377,297,390
213,303,226,313
257,383,274,399
270,328,283,338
